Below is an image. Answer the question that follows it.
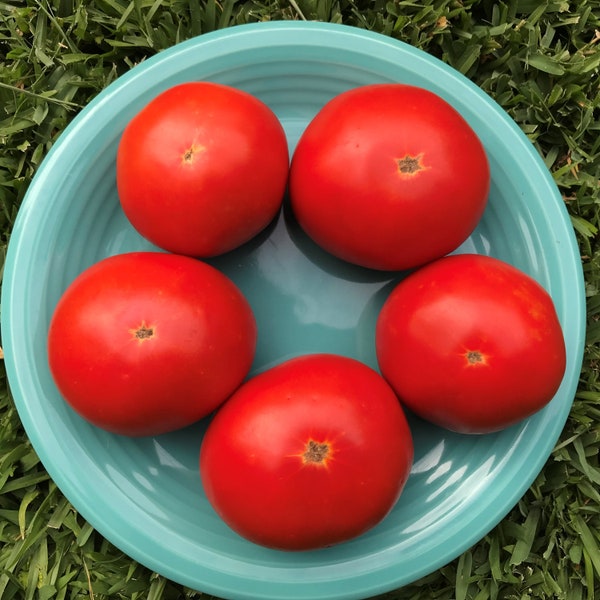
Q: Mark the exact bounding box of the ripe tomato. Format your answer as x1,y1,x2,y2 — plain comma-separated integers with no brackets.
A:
289,84,490,271
376,254,567,434
116,82,289,257
47,252,257,437
199,353,414,551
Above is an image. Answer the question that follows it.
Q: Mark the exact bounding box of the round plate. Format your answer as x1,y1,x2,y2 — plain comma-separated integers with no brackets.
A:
1,21,585,600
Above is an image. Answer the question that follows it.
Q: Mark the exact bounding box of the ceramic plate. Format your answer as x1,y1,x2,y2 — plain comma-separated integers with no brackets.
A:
1,21,585,600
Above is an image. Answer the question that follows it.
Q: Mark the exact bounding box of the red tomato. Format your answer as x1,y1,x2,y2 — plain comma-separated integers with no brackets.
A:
47,252,257,437
376,254,567,434
289,84,490,271
199,354,413,551
116,82,289,257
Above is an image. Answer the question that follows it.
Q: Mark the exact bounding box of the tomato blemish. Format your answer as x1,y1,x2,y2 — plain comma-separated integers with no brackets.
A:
396,153,428,178
302,439,331,467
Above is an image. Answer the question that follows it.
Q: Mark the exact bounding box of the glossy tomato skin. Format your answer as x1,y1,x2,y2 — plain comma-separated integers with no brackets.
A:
376,254,567,434
289,84,490,271
47,252,257,437
116,82,289,257
199,353,414,551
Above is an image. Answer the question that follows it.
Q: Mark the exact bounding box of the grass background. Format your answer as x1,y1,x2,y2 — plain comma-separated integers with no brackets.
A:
1,0,599,598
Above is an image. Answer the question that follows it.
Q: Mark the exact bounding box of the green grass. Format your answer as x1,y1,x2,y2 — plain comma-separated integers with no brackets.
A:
1,0,600,598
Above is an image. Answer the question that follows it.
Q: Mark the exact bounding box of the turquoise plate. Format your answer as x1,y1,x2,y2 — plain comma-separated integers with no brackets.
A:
1,22,585,600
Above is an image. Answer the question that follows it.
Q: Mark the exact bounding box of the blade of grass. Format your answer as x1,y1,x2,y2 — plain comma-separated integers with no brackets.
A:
1,2,600,600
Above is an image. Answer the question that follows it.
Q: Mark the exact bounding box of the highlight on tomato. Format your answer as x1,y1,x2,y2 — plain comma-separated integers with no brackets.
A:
199,353,414,551
289,83,490,271
116,81,289,257
47,252,257,437
376,253,567,434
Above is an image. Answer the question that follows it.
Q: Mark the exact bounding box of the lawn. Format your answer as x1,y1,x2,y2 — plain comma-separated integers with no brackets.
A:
1,1,599,599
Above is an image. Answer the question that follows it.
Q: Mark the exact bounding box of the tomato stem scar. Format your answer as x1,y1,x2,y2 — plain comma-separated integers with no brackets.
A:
302,439,331,466
465,350,486,365
182,143,206,165
130,322,155,343
396,153,428,177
